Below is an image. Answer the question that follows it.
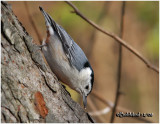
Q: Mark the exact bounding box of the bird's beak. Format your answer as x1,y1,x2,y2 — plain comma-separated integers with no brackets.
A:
83,94,87,109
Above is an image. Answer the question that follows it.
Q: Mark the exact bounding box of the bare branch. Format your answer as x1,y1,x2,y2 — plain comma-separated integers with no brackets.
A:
110,1,125,123
65,1,159,74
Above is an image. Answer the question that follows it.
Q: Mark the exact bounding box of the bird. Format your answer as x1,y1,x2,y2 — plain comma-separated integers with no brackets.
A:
39,7,94,108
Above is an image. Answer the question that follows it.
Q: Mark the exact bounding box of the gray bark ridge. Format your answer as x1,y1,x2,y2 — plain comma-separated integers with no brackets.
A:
1,2,94,123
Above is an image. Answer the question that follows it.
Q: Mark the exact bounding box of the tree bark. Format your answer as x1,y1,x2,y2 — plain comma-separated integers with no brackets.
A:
1,2,94,123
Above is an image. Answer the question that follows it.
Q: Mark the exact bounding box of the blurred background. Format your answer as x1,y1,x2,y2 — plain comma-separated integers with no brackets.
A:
8,1,159,123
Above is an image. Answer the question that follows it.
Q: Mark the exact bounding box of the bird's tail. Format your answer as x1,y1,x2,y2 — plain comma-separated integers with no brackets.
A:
39,6,57,35
39,6,52,27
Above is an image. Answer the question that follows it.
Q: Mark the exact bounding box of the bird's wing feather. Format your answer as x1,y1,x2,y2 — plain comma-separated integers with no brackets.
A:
57,25,88,71
40,7,89,71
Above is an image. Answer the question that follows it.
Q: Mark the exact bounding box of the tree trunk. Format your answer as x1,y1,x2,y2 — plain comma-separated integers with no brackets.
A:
1,2,94,123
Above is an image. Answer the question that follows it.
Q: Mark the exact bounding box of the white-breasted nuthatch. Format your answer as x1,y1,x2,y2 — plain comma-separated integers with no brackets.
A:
39,7,94,108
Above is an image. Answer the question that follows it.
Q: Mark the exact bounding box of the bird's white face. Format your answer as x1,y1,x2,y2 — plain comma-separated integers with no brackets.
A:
81,80,92,97
75,67,94,108
78,80,92,109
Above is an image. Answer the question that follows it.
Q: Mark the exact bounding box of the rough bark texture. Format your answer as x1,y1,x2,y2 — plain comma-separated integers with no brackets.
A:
1,2,94,123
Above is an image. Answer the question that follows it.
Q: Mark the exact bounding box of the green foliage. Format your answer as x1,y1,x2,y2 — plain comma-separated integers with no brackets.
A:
145,23,159,60
134,2,159,61
135,1,159,27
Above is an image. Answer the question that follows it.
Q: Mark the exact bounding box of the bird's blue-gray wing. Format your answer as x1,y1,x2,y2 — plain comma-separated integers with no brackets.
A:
57,25,88,71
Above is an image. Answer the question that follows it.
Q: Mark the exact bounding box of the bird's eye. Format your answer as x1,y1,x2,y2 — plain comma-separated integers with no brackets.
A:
85,85,89,90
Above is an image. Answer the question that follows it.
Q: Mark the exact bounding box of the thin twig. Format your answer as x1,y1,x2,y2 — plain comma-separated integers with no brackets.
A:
24,2,42,43
65,1,159,74
91,91,153,123
110,1,125,123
